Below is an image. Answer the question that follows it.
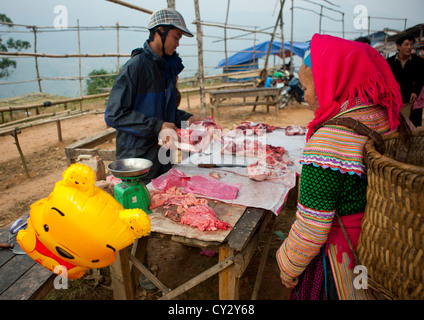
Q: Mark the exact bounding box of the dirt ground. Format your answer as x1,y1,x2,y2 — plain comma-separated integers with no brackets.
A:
0,92,314,300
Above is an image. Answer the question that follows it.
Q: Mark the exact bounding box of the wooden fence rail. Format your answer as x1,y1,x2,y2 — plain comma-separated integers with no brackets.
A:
0,92,109,123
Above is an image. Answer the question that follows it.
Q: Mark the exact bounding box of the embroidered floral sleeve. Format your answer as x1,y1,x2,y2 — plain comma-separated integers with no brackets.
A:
277,164,344,279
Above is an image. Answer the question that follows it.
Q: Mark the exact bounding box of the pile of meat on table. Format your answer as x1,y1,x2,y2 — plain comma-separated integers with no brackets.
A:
156,119,307,230
174,117,306,182
149,168,241,232
230,122,307,137
175,116,222,153
222,122,307,181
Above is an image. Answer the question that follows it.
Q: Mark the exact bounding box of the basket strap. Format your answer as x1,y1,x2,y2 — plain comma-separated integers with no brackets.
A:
394,115,413,163
315,117,386,154
334,213,360,266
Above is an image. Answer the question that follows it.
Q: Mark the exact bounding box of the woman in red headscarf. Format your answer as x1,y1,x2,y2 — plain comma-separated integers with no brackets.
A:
276,34,412,300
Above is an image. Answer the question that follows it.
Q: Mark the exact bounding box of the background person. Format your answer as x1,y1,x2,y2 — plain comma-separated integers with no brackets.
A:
387,33,424,127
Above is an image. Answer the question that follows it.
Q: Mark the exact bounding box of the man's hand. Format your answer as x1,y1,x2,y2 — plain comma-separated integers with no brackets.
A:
158,122,178,150
188,115,202,125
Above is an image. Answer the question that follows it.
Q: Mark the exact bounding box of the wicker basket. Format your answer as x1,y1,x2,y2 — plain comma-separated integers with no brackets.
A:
357,130,424,300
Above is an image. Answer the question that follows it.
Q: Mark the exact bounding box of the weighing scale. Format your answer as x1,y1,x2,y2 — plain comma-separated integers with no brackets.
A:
107,158,153,214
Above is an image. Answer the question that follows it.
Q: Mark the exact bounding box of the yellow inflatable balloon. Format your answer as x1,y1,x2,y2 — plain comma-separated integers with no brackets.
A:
17,163,151,279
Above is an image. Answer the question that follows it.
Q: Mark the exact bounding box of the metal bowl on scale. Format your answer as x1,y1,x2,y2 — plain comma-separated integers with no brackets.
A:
107,158,153,178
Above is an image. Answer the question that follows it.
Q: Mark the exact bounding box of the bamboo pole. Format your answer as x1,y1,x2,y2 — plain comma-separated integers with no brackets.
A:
77,20,83,110
0,52,131,58
280,0,286,67
194,0,206,118
253,27,257,68
105,0,153,14
0,73,119,86
10,129,30,178
224,0,231,83
32,26,42,93
0,93,109,123
196,21,274,36
0,69,261,87
290,0,294,74
263,2,283,72
56,119,62,142
116,22,120,73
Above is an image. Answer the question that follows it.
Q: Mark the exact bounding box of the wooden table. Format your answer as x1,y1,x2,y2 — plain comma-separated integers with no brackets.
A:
0,220,54,300
110,205,276,300
208,87,282,118
109,128,304,300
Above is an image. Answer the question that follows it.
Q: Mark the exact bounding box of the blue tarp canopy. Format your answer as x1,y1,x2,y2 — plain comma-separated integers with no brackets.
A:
216,40,310,68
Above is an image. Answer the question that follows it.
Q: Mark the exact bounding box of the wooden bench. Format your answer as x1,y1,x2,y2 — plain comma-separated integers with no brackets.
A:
0,220,54,300
208,87,282,118
64,127,116,166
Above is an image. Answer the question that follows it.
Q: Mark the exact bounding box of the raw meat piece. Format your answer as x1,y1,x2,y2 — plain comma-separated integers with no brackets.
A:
180,205,231,231
184,175,241,201
233,122,282,136
246,144,293,181
285,125,307,136
247,157,290,181
151,168,189,191
221,139,265,158
221,137,294,181
209,171,222,180
150,174,232,232
149,186,208,209
151,168,241,201
165,210,183,222
221,137,289,159
176,116,222,153
106,175,122,185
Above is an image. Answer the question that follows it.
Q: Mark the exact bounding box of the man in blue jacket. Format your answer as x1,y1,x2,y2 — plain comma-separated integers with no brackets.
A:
105,8,200,182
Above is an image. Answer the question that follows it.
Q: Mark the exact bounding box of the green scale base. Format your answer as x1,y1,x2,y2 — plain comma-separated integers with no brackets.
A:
113,174,152,214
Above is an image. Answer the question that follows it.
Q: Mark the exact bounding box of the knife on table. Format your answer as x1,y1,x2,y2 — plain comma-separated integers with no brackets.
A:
198,162,248,168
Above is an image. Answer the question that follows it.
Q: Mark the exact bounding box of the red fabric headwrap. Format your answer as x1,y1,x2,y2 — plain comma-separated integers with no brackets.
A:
306,34,403,140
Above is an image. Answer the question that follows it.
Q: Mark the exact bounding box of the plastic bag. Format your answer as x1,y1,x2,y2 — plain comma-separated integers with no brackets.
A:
412,86,424,110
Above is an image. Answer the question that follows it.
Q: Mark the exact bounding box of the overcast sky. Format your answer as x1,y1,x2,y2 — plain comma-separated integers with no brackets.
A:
1,0,423,98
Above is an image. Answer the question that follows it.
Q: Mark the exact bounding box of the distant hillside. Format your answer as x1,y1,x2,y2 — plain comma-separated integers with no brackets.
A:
0,92,70,109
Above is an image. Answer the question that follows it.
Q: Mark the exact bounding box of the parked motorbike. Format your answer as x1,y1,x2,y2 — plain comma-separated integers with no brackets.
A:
278,74,304,109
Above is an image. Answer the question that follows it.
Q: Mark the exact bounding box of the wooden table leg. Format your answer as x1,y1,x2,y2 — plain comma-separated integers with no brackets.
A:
130,237,149,286
252,96,259,112
210,97,215,118
219,245,239,300
251,213,276,299
110,247,135,300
